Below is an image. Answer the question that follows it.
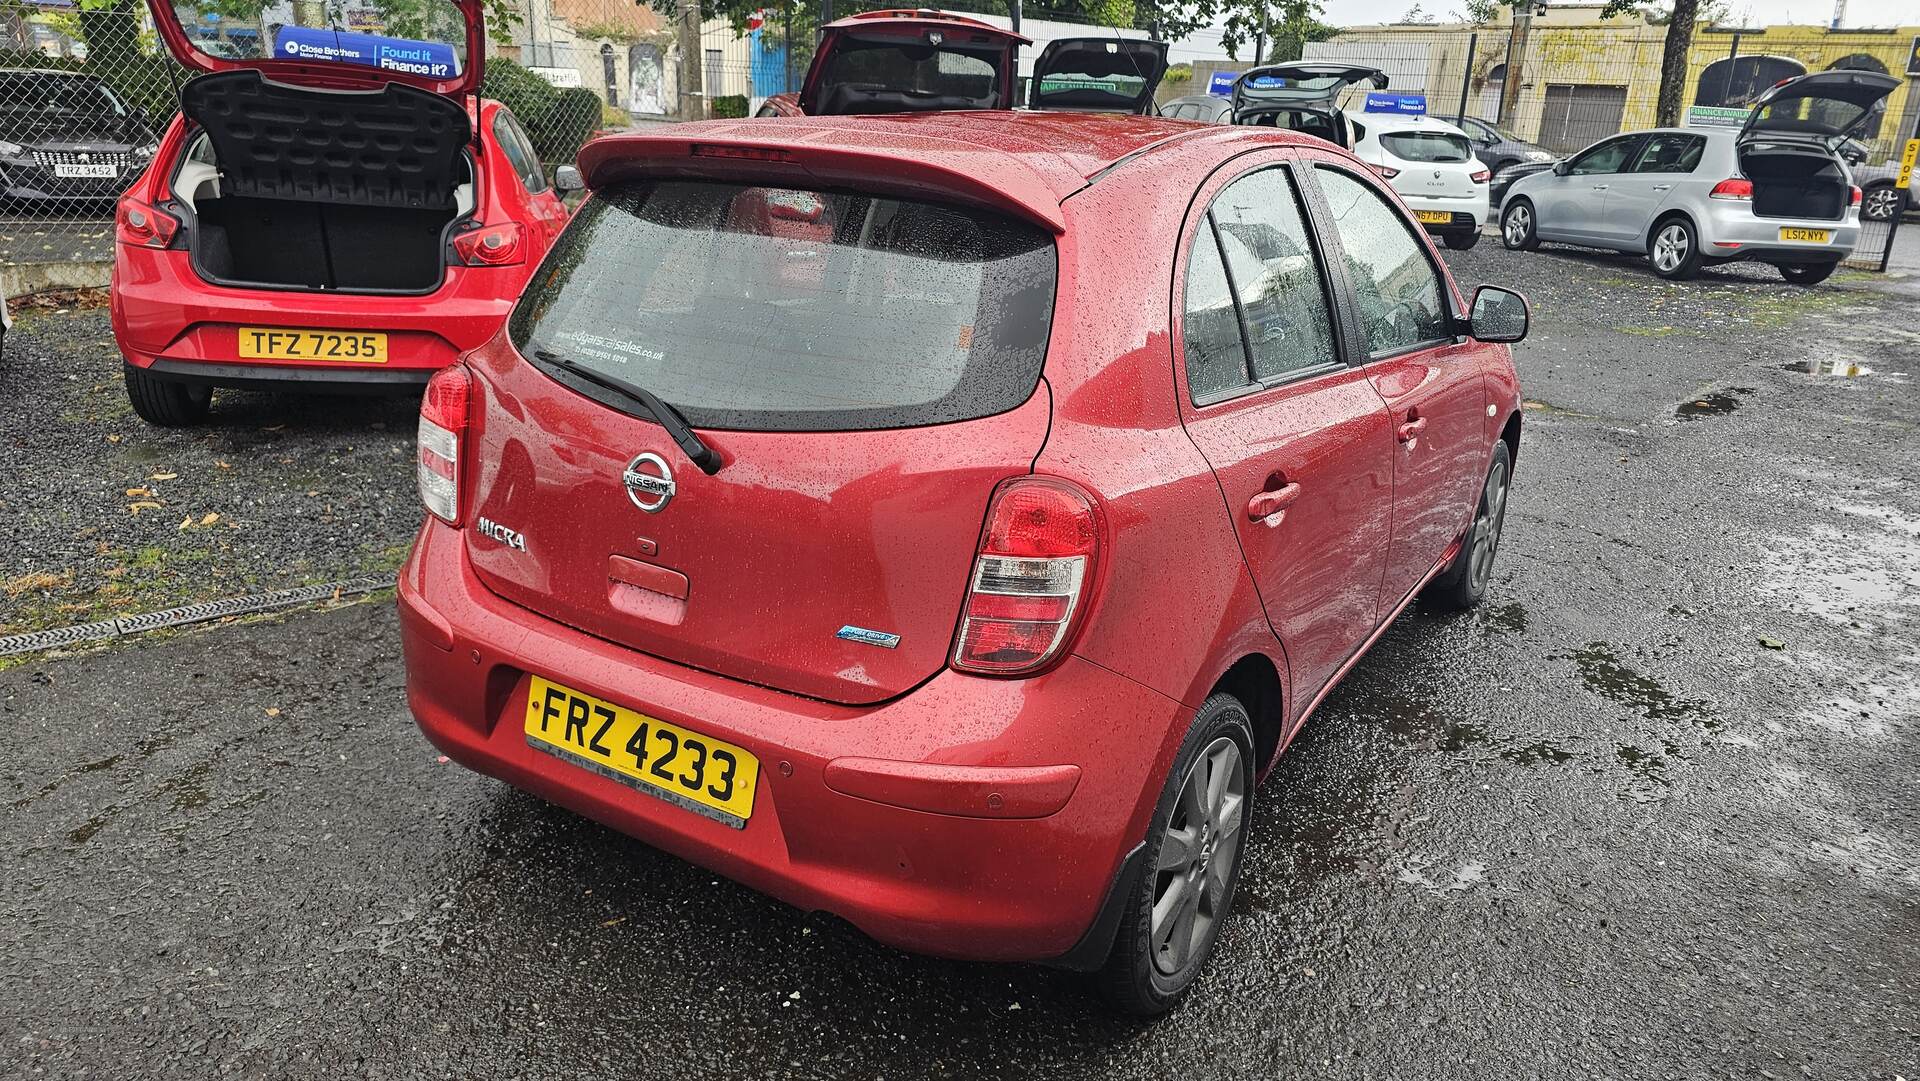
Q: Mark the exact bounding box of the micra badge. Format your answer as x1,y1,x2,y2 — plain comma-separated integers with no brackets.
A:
836,625,901,649
476,517,527,551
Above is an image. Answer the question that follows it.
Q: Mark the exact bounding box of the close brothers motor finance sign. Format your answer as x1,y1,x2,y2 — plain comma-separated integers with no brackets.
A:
273,26,461,79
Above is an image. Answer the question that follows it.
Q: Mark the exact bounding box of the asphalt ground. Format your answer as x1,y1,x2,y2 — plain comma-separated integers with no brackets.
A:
3,242,1917,1079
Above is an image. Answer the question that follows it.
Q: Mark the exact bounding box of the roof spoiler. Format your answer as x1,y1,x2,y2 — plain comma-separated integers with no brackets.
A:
575,131,1069,235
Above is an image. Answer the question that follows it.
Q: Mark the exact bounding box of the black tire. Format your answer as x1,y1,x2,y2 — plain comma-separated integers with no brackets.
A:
1778,262,1836,287
1860,182,1905,223
1443,230,1481,251
1500,199,1539,251
124,362,212,427
1096,692,1255,1017
1424,440,1513,612
1647,216,1702,280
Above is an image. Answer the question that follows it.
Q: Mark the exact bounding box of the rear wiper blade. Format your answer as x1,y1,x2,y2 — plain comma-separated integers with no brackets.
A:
532,348,723,475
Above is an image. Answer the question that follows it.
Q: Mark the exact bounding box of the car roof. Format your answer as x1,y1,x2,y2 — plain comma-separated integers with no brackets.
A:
579,112,1334,232
1344,111,1466,134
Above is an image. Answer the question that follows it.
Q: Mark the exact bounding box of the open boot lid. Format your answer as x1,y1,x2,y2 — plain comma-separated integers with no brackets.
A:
146,0,484,98
1028,37,1168,114
1737,68,1899,148
1231,62,1387,118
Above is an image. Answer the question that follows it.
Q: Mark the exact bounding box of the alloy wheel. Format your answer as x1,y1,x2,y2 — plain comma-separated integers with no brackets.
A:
1150,736,1246,977
1504,205,1531,246
1863,186,1899,222
1652,224,1689,273
1469,456,1510,594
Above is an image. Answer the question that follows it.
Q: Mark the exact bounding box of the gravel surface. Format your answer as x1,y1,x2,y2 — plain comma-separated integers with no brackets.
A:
3,244,1917,1079
0,304,421,642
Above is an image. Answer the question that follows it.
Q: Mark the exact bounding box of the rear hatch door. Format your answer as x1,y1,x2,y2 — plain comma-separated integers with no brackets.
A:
1378,125,1482,197
1736,68,1899,147
463,174,1058,706
1028,37,1169,114
1231,62,1386,118
145,0,482,96
798,11,1029,115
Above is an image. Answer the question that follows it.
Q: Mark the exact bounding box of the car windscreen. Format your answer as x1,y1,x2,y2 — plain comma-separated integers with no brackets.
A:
0,73,125,115
1381,131,1472,163
510,180,1057,432
813,38,1002,113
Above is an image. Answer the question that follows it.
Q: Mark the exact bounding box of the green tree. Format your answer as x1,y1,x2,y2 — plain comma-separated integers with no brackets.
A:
1601,0,1698,126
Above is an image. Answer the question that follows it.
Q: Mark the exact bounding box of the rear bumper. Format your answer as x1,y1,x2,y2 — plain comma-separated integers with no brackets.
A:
1400,193,1488,232
1699,204,1858,264
111,246,516,383
396,519,1188,963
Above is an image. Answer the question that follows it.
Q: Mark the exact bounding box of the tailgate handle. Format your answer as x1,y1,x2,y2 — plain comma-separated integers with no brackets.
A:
608,555,689,601
1247,483,1302,527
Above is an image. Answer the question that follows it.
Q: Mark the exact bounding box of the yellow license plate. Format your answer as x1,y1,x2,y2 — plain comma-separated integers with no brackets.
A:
1778,227,1830,244
238,327,388,363
1415,211,1453,224
524,676,759,828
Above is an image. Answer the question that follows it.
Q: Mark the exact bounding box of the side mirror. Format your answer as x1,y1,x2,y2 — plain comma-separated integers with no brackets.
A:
1468,285,1529,344
554,165,584,193
1551,159,1570,176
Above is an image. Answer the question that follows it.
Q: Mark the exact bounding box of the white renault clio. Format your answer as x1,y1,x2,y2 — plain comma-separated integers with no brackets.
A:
1345,107,1490,250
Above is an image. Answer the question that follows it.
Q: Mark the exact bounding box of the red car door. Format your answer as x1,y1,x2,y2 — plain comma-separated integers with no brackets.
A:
1305,162,1489,608
1173,155,1396,712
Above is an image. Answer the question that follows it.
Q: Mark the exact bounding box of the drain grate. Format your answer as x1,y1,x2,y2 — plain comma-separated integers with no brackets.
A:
0,575,391,658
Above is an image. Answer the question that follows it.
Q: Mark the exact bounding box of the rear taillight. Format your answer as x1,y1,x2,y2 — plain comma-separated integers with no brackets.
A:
1470,169,1491,184
451,222,524,266
1370,163,1400,180
950,477,1100,677
1710,178,1753,201
417,365,472,524
1849,185,1862,206
115,196,179,249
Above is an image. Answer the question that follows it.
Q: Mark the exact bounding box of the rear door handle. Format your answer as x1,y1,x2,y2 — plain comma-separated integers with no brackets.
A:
1397,416,1429,443
1246,482,1302,527
1651,184,1672,191
1591,184,1609,191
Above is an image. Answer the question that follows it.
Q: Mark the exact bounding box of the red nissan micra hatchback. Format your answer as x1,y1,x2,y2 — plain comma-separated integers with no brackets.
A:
398,111,1528,1013
110,0,570,426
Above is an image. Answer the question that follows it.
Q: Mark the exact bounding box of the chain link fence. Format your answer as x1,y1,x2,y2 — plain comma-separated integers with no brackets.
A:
3,4,1913,276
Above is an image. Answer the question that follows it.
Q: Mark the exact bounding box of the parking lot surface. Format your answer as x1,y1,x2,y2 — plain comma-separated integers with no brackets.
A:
3,246,1917,1079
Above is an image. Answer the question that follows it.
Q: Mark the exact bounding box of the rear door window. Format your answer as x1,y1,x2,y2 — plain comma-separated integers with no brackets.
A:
511,180,1056,431
492,109,547,192
1630,133,1704,173
1380,131,1472,163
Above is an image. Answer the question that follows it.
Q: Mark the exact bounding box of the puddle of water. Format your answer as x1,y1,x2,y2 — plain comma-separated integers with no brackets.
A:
1674,387,1753,421
1500,741,1575,766
1783,359,1871,377
1483,602,1529,635
1569,642,1718,728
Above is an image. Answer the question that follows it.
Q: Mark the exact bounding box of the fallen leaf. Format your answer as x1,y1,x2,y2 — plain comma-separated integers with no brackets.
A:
105,434,123,444
127,501,162,515
150,472,177,481
1759,636,1786,650
177,515,194,531
600,916,627,928
125,487,152,498
200,512,220,525
215,460,231,469
264,707,281,717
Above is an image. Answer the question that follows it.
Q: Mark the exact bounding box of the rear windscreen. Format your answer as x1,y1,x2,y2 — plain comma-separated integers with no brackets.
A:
1381,132,1472,163
509,180,1056,432
815,38,1002,113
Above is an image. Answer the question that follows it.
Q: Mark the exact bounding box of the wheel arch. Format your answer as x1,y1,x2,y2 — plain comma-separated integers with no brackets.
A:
1209,652,1285,777
1645,207,1696,256
1500,409,1522,471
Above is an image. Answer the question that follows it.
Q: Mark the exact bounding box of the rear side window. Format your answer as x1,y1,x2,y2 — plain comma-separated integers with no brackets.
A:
1631,133,1704,173
1181,167,1340,403
492,109,547,193
1380,131,1471,163
510,180,1056,432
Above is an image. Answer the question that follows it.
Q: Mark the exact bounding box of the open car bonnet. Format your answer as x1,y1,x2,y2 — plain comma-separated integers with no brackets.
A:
1231,62,1387,116
1737,68,1899,146
146,0,484,97
798,9,1028,115
1028,37,1168,114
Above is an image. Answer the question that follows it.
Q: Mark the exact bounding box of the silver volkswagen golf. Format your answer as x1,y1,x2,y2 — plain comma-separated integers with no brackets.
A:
1497,69,1898,285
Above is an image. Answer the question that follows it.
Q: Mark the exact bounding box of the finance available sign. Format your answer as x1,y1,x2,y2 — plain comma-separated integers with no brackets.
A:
273,26,460,79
